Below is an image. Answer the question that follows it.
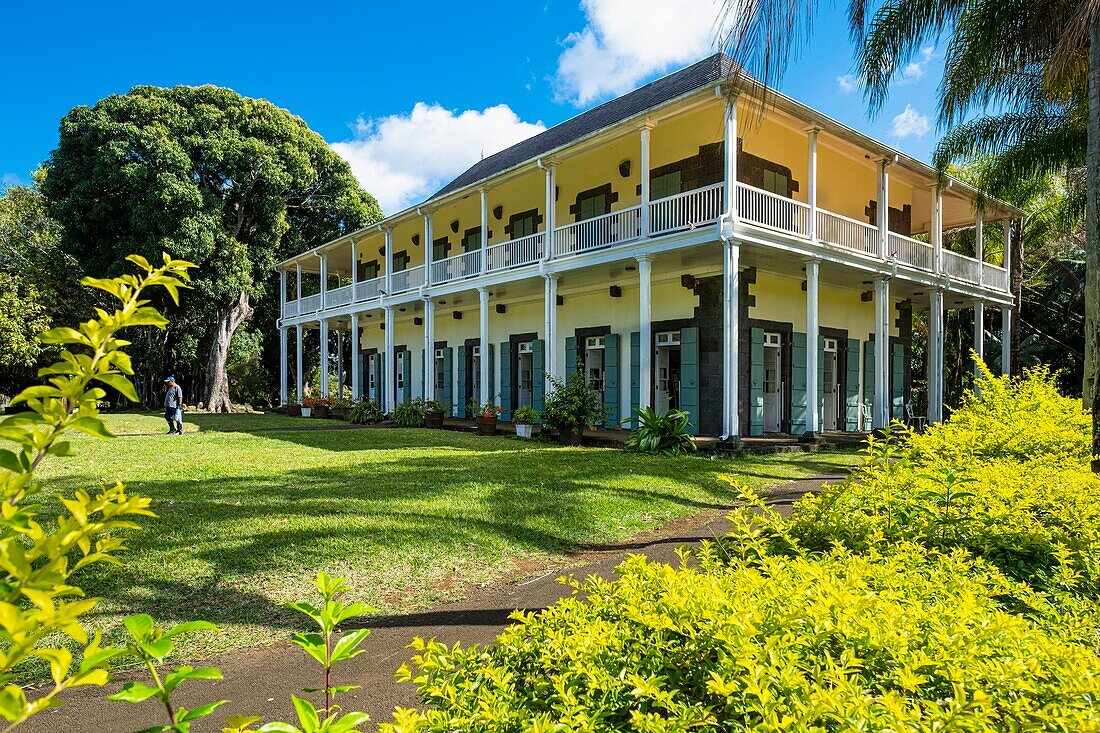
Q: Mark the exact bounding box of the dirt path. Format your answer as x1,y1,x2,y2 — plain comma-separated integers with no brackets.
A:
25,473,843,732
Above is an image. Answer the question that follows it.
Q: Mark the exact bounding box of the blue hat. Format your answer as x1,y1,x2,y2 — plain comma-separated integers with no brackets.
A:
164,376,175,383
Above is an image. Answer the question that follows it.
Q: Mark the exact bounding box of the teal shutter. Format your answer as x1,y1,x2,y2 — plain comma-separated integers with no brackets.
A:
680,327,699,435
863,341,875,431
629,332,640,414
603,333,619,427
565,336,578,379
532,339,545,417
402,351,412,404
488,343,495,406
892,341,905,420
372,354,381,404
499,342,512,420
750,328,765,436
418,348,425,401
456,346,467,418
379,353,386,409
791,332,808,434
845,339,860,431
442,347,453,413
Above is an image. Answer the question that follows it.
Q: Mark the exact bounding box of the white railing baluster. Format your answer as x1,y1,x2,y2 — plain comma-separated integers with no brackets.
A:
430,249,483,285
815,209,879,256
553,206,641,257
648,182,725,236
486,231,545,272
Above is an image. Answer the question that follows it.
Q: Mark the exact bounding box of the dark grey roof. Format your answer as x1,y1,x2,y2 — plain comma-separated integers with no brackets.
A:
430,53,738,200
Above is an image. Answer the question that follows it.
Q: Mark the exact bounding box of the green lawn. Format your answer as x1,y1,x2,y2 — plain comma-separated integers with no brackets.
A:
36,412,860,667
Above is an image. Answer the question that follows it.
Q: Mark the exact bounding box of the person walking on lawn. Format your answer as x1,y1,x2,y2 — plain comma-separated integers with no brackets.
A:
163,376,186,435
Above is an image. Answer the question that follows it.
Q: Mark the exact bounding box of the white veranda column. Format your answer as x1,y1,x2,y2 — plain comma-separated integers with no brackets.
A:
542,163,556,259
1001,306,1012,377
722,238,740,440
974,300,985,384
319,253,328,311
874,277,890,428
319,319,330,397
295,263,303,316
931,186,944,274
544,274,558,390
927,290,945,423
351,314,361,399
876,159,890,259
480,189,489,274
336,327,344,395
639,124,652,238
975,213,985,286
805,258,820,434
384,306,395,411
637,254,653,411
805,127,819,241
423,297,435,401
478,287,490,405
723,91,737,217
295,324,304,401
279,325,288,406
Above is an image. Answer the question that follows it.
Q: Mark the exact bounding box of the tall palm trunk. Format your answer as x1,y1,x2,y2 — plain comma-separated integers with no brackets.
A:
1089,17,1100,472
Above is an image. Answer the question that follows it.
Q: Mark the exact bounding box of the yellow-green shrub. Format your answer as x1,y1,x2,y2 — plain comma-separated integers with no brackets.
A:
381,546,1100,733
912,362,1090,465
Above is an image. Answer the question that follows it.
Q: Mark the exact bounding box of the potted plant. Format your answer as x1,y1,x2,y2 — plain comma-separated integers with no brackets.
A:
469,400,500,436
286,395,302,418
312,397,331,419
512,405,539,438
424,400,448,429
300,396,317,418
541,372,604,446
329,396,353,420
392,398,426,427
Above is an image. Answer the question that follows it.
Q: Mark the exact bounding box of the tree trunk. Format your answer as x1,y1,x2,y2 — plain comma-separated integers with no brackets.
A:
204,290,254,413
1089,17,1100,472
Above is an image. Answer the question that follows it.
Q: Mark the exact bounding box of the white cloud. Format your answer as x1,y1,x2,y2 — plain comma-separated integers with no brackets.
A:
331,103,546,214
836,74,858,93
890,105,932,138
899,46,936,84
554,0,724,106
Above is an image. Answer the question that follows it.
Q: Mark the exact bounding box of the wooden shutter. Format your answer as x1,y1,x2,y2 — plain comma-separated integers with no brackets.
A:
680,327,699,435
603,333,619,427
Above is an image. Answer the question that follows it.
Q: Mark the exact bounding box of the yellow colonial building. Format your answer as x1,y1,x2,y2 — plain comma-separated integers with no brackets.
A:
275,54,1020,439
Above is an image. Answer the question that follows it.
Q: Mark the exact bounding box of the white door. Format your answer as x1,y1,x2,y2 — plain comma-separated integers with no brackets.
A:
367,354,377,402
763,332,782,433
585,336,605,393
654,331,681,410
518,342,533,408
434,348,446,395
823,339,839,430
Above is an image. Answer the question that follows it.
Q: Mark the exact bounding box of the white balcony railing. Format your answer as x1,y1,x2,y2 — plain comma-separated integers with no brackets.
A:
487,231,545,272
737,183,811,238
355,276,382,301
431,249,482,285
299,293,322,313
553,206,641,257
889,232,934,271
944,250,982,284
816,210,879,257
391,265,425,293
983,263,1009,291
649,182,725,236
325,283,354,308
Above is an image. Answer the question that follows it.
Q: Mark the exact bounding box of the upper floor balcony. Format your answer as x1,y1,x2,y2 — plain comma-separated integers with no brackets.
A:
278,58,1019,322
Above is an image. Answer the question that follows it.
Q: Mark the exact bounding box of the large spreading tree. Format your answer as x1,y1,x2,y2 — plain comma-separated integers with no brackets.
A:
42,85,381,411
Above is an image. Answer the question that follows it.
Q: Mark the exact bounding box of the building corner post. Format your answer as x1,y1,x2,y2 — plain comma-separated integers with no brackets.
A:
350,314,360,400
320,318,330,397
544,274,559,392
639,123,653,238
383,305,396,412
805,258,820,435
1000,306,1012,377
295,324,304,402
805,126,819,241
874,277,891,429
423,297,435,402
928,289,945,424
722,238,741,441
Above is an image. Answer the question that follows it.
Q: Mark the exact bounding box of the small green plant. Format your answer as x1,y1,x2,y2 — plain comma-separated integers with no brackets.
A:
622,403,697,455
0,253,193,729
540,372,603,436
424,400,448,415
467,399,500,419
348,400,385,425
108,615,225,731
512,405,538,425
391,398,426,427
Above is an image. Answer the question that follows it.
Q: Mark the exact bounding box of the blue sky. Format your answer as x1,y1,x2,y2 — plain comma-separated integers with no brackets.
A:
1,0,944,213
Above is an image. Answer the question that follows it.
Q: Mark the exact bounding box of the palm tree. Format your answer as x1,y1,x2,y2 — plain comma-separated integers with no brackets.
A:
720,0,1097,468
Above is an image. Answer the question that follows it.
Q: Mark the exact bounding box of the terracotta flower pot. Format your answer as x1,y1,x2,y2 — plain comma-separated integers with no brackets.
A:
425,411,445,429
475,416,498,436
331,407,350,420
313,405,330,418
287,405,302,417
